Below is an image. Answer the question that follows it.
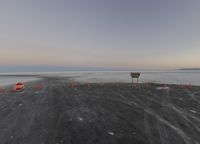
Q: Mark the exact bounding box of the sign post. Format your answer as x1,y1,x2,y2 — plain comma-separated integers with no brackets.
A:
130,72,141,84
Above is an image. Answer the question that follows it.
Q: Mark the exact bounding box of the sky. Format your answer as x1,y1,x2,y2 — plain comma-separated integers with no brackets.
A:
0,0,200,71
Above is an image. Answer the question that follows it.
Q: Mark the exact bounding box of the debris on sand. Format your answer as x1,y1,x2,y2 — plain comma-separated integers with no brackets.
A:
78,117,83,121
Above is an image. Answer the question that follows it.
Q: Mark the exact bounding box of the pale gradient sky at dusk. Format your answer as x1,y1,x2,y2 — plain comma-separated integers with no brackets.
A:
0,0,200,70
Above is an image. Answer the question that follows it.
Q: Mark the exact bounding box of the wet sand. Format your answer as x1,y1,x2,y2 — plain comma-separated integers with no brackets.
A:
0,77,200,144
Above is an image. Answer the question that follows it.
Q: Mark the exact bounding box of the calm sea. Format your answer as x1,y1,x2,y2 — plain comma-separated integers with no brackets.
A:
0,76,40,86
71,70,200,86
0,70,200,86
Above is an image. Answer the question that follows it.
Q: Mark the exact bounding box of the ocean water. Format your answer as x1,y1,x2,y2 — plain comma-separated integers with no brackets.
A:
0,76,40,86
70,70,200,86
0,70,200,86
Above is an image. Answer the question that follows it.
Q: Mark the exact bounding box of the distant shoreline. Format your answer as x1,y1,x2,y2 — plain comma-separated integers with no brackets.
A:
179,68,200,70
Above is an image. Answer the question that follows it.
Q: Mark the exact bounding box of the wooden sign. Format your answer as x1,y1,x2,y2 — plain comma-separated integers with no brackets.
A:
130,72,141,83
131,73,140,78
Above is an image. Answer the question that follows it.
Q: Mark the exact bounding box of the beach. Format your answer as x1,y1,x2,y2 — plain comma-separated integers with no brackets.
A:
0,76,200,144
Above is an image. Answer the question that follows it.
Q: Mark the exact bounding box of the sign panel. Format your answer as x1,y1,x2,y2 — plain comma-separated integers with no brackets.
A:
131,73,141,78
15,82,24,91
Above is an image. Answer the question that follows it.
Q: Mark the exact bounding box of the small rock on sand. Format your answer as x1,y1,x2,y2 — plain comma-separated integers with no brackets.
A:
108,131,114,136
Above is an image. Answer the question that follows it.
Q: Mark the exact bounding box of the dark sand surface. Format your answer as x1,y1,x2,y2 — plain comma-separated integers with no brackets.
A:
0,77,200,144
